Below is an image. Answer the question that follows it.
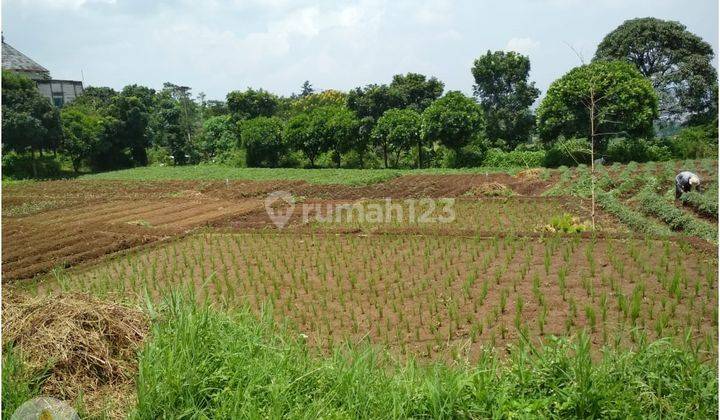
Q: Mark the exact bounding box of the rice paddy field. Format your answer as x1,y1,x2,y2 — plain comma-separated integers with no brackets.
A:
2,160,718,418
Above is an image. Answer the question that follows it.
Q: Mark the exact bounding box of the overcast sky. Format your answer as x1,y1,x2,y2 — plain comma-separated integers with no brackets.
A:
3,0,718,100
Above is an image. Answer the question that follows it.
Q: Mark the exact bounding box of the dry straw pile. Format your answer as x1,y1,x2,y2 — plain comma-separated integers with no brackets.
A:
2,292,149,415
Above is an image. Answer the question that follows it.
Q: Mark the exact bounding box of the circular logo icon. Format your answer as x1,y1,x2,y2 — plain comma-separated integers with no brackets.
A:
11,397,79,420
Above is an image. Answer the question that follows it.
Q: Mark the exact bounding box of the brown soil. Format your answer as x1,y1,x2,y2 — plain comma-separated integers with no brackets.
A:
2,173,555,281
54,232,718,363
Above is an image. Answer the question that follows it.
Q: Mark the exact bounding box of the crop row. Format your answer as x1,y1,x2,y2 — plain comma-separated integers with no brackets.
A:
680,191,719,218
45,232,718,360
636,189,718,242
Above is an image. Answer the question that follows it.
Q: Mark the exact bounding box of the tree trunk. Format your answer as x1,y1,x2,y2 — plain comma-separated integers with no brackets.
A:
589,90,596,230
383,144,388,168
417,141,422,169
30,149,37,178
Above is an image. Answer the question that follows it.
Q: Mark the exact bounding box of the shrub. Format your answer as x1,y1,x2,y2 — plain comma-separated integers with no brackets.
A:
605,138,671,163
1,152,62,179
544,138,592,167
147,146,174,166
670,126,718,159
483,148,545,168
240,116,285,167
441,143,486,168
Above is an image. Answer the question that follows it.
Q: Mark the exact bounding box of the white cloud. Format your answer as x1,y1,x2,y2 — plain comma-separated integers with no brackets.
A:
504,37,541,55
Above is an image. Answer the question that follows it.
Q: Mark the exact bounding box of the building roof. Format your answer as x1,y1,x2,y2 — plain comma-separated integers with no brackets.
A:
2,41,49,74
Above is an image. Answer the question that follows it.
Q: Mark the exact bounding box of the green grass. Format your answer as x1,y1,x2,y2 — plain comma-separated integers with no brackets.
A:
132,291,718,419
78,165,522,185
1,347,43,420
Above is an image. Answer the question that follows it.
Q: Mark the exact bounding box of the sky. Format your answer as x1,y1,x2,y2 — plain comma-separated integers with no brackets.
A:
2,0,718,101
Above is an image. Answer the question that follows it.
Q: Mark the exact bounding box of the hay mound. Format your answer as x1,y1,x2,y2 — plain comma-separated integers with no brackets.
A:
467,182,515,197
516,168,544,181
2,292,149,411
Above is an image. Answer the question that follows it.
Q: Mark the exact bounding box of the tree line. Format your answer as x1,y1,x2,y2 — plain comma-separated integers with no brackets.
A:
2,17,717,178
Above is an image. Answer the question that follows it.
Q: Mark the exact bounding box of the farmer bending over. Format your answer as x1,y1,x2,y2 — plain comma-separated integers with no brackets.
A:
675,171,701,199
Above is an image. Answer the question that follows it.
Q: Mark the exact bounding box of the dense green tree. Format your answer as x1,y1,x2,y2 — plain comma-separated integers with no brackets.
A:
323,106,359,168
389,73,444,112
202,100,229,117
471,51,540,149
346,84,402,121
536,61,658,146
226,88,279,120
59,105,105,172
197,115,237,161
355,116,375,168
594,17,717,123
2,71,62,176
285,106,358,167
240,116,285,167
372,108,422,168
112,84,156,166
72,86,117,110
300,80,314,97
290,90,347,115
422,91,484,155
150,87,198,165
285,113,321,167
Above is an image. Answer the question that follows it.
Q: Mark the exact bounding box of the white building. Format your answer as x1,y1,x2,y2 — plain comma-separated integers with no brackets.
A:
2,39,83,107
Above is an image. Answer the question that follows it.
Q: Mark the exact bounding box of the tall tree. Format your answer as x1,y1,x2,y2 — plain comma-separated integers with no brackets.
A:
389,73,444,112
226,88,279,120
240,116,286,167
346,84,402,121
471,51,540,149
422,91,484,157
372,108,422,168
59,105,105,173
111,84,156,166
300,80,314,97
2,71,62,176
150,84,201,165
536,61,658,146
594,17,717,123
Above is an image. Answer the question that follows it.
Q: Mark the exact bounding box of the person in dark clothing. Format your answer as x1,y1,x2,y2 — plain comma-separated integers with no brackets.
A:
675,171,701,199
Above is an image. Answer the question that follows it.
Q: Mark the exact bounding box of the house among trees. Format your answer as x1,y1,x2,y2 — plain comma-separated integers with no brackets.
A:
2,38,83,107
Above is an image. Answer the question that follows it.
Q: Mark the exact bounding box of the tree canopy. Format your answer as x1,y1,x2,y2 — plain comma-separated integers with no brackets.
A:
226,88,280,120
594,17,717,123
240,116,285,167
372,108,422,168
389,73,444,112
2,70,62,163
536,61,658,145
422,91,484,153
472,51,540,149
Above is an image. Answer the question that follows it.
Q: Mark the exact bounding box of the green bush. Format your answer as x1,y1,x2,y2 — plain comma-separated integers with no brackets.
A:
605,138,671,163
670,126,718,159
483,147,545,168
240,116,286,167
147,146,174,166
1,152,62,179
441,143,485,168
215,148,247,168
544,138,592,167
